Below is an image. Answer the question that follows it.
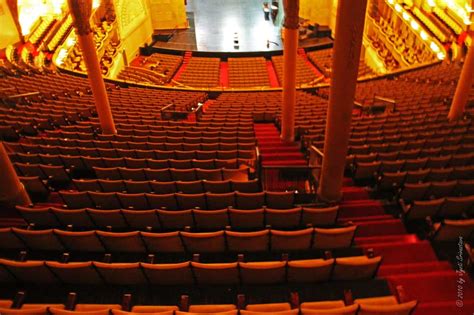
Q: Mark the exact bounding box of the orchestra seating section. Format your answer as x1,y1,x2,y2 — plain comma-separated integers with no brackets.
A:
176,57,220,88
206,91,325,128
118,53,184,85
307,48,374,78
227,57,270,88
1,44,474,314
271,55,317,86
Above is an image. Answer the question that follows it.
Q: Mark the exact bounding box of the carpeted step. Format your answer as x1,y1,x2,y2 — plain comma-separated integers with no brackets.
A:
262,153,307,161
171,52,191,81
342,178,354,186
258,147,302,153
255,123,309,188
266,60,280,87
355,234,420,246
342,186,370,201
354,219,407,237
378,261,452,277
386,270,474,303
360,241,438,265
254,134,279,137
339,200,386,218
340,214,395,223
415,300,474,314
262,160,308,167
219,61,229,87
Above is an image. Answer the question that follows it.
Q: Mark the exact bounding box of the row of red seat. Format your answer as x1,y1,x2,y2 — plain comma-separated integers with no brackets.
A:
25,137,256,151
398,179,474,202
8,144,255,160
45,131,256,143
353,154,474,180
58,191,295,210
71,178,259,194
0,226,357,253
10,153,250,171
0,256,381,286
17,205,339,231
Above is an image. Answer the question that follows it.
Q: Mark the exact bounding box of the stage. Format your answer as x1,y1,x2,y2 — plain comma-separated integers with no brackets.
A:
152,0,333,54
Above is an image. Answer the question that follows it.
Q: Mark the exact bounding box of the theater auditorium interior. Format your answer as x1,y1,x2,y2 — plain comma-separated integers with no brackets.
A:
0,0,474,314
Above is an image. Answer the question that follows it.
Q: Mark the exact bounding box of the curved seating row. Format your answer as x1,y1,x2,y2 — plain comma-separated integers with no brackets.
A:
9,144,255,160
0,256,381,285
71,178,259,194
58,191,296,210
16,205,339,231
398,180,474,203
10,154,250,171
0,297,418,315
24,137,256,152
0,226,358,253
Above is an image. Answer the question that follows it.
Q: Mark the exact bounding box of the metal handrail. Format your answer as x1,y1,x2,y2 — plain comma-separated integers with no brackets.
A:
309,145,324,159
374,95,396,104
7,92,40,99
160,103,175,112
260,164,320,193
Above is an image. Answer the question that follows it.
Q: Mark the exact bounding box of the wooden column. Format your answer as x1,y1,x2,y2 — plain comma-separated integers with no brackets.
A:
68,0,116,135
0,143,31,207
317,0,368,203
448,34,474,121
281,0,299,143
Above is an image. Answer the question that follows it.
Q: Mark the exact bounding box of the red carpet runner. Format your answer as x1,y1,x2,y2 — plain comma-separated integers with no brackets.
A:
342,182,474,314
254,123,307,191
219,61,229,88
266,61,280,88
254,123,306,167
297,48,323,77
172,51,192,81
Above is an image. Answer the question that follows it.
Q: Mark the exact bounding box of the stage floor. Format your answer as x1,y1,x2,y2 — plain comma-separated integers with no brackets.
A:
152,0,332,53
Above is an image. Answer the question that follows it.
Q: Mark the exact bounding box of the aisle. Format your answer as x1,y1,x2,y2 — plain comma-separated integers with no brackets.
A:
254,123,307,191
340,182,474,314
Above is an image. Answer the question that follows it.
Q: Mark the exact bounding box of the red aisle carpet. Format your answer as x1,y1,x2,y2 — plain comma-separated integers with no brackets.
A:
171,51,192,81
341,183,474,314
254,123,306,167
266,61,280,88
219,61,229,87
129,56,146,67
254,123,307,190
297,48,324,77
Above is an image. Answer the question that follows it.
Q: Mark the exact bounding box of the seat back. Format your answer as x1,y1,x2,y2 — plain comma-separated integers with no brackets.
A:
313,226,357,249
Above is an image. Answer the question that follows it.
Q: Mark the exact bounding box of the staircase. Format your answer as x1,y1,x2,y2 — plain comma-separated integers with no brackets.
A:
297,48,324,77
254,123,307,167
172,51,192,81
265,60,280,88
254,123,308,191
219,61,229,88
340,182,474,314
